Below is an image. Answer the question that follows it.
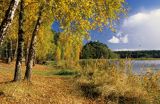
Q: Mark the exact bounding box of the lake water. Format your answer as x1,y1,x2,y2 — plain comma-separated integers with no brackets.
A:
131,60,160,73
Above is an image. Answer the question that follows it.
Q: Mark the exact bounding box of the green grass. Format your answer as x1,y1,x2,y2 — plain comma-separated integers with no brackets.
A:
33,69,78,77
54,69,78,76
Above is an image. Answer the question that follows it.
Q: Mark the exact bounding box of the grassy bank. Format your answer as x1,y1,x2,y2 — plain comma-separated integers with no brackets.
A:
0,60,160,104
77,59,160,103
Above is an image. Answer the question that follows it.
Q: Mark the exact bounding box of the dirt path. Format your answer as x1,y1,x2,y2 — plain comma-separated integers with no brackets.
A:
0,62,94,104
32,76,92,104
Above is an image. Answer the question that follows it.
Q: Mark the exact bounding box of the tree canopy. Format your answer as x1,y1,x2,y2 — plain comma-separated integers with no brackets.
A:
0,0,127,81
80,41,118,59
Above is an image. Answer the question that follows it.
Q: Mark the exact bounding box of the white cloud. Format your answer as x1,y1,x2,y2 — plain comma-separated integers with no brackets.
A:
123,13,149,27
108,36,120,43
120,35,128,43
108,32,128,44
118,8,160,50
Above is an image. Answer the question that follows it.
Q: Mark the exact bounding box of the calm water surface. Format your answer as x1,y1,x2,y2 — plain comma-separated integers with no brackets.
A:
131,60,160,73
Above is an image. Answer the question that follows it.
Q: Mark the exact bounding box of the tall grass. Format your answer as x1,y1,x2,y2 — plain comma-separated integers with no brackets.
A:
77,59,160,104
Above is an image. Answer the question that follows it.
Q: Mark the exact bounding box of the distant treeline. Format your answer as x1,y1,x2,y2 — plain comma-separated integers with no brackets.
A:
115,50,160,58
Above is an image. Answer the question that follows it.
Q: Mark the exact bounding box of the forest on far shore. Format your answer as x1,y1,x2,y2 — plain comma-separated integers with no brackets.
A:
115,50,160,59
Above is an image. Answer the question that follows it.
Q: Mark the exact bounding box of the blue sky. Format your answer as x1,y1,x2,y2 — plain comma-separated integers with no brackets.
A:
53,0,160,51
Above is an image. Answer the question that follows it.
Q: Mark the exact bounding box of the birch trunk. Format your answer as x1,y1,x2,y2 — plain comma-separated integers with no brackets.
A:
13,0,24,82
0,0,20,45
24,5,43,81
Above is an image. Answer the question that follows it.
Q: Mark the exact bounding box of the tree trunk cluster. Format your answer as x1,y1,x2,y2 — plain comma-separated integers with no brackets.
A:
0,0,44,82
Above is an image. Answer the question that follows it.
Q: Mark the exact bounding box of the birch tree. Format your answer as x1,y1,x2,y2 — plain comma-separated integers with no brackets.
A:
24,4,44,81
0,0,20,45
13,0,25,82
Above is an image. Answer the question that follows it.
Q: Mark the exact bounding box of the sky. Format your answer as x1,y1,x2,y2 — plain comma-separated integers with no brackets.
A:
52,0,160,51
107,0,160,51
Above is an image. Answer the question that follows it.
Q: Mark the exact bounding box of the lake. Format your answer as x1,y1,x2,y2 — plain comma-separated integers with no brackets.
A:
79,59,160,74
131,60,160,73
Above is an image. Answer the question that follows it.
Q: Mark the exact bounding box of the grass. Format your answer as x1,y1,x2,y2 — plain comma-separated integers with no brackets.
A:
0,59,160,104
77,59,160,103
33,69,78,76
19,60,160,103
54,69,78,76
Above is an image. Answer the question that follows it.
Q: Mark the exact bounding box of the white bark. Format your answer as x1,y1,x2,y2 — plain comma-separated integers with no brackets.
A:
0,0,20,45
